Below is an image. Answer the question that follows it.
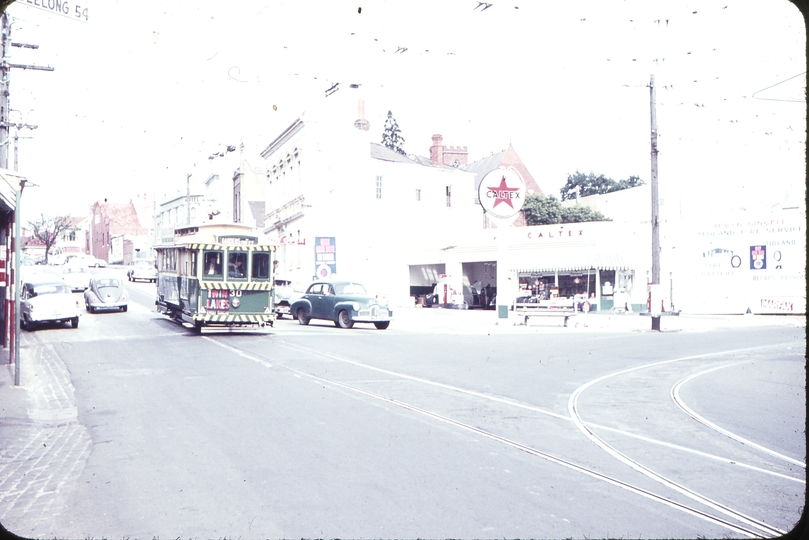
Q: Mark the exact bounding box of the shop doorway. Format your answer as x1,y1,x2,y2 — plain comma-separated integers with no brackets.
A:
409,264,445,304
462,261,496,309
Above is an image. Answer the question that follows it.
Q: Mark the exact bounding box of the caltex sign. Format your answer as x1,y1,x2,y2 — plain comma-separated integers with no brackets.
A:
478,167,526,219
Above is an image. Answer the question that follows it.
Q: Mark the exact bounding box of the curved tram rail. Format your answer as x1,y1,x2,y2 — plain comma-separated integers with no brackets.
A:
155,223,277,333
200,336,798,538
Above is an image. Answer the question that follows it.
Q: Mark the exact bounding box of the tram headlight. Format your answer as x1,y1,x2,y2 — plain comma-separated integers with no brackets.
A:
231,297,241,308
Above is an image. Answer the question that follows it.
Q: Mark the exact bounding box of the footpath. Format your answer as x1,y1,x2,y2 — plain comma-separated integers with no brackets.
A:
391,305,807,334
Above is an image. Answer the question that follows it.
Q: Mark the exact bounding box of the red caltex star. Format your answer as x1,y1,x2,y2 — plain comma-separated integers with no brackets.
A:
488,176,520,208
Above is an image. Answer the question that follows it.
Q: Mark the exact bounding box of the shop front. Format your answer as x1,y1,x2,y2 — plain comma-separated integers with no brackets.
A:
514,251,634,312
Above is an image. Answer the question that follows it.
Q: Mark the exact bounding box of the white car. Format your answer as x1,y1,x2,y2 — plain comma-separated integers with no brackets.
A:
61,264,91,292
127,260,156,282
20,280,81,330
65,255,107,268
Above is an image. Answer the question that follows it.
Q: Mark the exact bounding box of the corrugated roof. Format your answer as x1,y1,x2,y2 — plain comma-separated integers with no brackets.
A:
513,250,630,273
462,150,508,191
369,143,417,164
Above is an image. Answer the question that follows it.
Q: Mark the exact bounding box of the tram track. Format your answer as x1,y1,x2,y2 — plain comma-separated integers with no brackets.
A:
671,362,806,469
203,335,801,537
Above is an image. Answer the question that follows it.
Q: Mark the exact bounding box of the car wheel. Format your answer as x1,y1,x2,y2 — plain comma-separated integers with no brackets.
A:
20,315,29,331
70,317,79,329
374,321,390,330
88,305,95,314
296,308,310,325
336,310,354,329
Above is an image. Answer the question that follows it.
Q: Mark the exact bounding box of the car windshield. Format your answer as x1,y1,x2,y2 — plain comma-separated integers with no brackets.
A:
95,279,121,288
335,283,366,295
33,284,71,296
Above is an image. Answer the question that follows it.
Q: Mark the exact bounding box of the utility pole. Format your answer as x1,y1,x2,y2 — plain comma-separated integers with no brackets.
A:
0,12,53,169
649,74,661,331
0,11,52,384
186,173,192,225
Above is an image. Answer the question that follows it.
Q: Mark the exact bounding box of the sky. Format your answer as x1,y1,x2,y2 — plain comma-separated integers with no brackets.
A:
1,0,806,223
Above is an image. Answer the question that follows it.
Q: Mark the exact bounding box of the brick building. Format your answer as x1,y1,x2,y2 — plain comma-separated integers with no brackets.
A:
89,201,149,264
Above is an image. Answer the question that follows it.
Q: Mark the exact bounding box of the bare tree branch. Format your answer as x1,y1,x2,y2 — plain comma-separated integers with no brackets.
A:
27,214,73,264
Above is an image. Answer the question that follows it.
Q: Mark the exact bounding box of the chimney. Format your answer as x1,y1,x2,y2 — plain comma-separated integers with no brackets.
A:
430,134,444,165
354,99,370,131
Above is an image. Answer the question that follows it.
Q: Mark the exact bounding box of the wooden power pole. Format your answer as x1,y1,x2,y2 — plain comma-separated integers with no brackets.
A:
650,74,661,331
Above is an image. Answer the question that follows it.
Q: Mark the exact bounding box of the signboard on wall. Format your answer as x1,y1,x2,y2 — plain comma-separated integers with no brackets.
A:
314,237,336,280
679,215,805,314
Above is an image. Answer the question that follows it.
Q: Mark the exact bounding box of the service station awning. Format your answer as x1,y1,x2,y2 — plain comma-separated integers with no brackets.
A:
514,250,630,273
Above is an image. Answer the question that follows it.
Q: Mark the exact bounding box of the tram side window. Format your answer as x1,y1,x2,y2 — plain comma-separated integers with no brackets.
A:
228,252,248,279
203,251,223,278
251,252,270,280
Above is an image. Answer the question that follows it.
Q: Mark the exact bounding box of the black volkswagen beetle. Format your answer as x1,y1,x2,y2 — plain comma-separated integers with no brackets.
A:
290,280,392,329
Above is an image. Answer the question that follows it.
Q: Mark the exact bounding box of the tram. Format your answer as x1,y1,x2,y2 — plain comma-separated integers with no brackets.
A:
155,223,276,333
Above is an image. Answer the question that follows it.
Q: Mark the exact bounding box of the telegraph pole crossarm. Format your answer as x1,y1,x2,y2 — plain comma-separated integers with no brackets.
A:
3,62,54,72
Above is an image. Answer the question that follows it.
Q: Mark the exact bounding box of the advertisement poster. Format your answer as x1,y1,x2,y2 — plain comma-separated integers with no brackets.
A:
314,237,336,280
678,215,805,314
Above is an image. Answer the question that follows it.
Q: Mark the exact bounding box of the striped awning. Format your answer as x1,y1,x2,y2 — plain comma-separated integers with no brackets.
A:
514,251,630,273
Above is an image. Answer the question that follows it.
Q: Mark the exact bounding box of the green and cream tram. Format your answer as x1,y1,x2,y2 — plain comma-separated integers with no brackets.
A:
155,223,276,333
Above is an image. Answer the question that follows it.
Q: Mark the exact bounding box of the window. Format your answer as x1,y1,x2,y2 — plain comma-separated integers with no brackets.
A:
251,252,271,280
227,252,248,279
446,186,452,207
376,175,382,199
415,189,421,201
203,250,223,279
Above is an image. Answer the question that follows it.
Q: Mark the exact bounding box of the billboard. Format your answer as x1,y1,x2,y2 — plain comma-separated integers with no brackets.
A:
314,237,336,280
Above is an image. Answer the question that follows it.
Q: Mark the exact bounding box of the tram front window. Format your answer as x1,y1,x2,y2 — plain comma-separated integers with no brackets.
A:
228,252,248,279
204,251,223,278
252,252,270,280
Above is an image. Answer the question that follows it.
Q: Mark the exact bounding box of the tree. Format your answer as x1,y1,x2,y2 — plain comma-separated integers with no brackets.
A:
27,214,73,264
381,110,406,155
559,171,645,201
522,194,610,225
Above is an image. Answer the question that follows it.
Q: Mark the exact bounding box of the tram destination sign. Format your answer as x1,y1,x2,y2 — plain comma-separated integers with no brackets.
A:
218,235,258,245
17,0,90,22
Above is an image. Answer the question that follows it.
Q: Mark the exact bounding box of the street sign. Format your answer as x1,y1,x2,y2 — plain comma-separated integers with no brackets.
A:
15,0,89,23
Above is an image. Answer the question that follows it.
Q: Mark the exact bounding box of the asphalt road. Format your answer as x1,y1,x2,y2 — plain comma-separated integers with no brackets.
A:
0,270,805,539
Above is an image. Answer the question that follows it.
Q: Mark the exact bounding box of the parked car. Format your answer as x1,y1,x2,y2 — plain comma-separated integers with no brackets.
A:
84,275,128,313
84,257,107,268
127,260,157,282
20,280,81,330
61,264,91,292
65,254,107,268
290,280,392,329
